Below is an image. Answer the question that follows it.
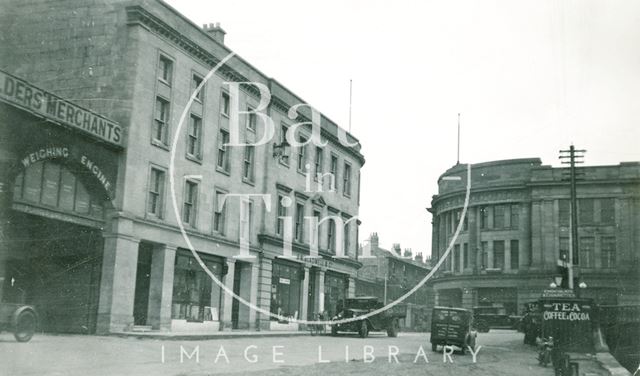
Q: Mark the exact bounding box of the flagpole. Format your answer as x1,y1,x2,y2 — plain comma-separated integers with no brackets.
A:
457,113,461,165
348,79,353,133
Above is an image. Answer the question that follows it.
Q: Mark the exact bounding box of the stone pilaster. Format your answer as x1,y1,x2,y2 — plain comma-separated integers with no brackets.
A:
248,263,259,329
221,258,236,330
96,222,140,334
347,276,356,298
146,244,176,331
300,266,310,328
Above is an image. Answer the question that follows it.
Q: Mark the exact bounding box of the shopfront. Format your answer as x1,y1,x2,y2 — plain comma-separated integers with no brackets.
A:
270,260,304,321
324,272,348,318
170,249,224,331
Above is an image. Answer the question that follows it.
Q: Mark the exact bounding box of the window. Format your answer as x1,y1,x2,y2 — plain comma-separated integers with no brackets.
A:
559,200,570,227
158,55,172,83
579,198,595,225
454,210,461,231
559,237,570,263
213,190,226,234
510,240,519,270
601,237,616,268
480,207,489,229
192,74,204,102
328,219,336,253
343,219,350,256
240,199,252,243
330,154,338,191
510,204,519,229
314,147,324,181
295,202,305,242
153,97,169,145
463,210,469,231
217,129,230,172
494,205,505,229
343,162,352,197
187,114,202,159
493,240,505,269
481,241,488,269
147,167,165,217
183,180,198,226
579,237,595,267
172,251,222,322
453,244,460,272
246,107,257,131
297,136,308,172
311,209,321,247
242,146,255,183
276,195,287,237
220,91,230,116
600,198,615,225
463,243,469,269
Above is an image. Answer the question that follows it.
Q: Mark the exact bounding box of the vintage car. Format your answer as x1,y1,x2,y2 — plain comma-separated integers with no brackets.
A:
472,304,520,332
0,277,38,342
430,306,477,354
330,296,403,338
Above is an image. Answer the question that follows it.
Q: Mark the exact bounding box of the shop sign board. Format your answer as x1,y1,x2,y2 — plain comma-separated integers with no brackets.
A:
0,70,123,147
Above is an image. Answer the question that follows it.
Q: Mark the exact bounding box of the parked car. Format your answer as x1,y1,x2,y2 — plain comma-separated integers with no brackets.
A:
0,276,38,342
430,306,477,354
330,296,403,338
473,305,520,332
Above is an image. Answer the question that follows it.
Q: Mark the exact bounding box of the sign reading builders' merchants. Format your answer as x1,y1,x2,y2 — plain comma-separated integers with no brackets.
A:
0,70,123,147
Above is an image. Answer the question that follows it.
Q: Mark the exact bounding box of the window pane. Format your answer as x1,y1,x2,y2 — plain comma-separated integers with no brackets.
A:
75,180,90,214
41,162,61,207
23,161,43,203
59,168,76,211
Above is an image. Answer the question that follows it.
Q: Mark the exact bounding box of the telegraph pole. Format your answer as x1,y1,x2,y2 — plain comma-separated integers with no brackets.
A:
559,145,586,290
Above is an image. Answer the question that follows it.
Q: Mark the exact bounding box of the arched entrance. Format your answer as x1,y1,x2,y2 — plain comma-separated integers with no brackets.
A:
3,158,111,333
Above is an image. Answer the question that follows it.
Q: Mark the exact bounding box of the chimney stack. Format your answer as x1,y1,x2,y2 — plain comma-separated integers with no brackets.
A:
203,22,226,44
414,253,422,262
404,248,412,258
392,243,401,256
369,233,379,250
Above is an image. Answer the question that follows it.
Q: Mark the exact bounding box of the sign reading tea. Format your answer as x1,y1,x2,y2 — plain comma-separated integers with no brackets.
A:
543,303,591,321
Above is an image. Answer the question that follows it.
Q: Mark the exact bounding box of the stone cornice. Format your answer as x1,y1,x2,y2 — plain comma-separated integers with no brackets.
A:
258,233,362,269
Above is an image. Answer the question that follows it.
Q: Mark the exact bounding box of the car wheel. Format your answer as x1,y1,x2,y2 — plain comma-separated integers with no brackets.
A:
431,343,438,352
359,321,369,338
14,310,36,343
387,318,399,337
331,325,338,336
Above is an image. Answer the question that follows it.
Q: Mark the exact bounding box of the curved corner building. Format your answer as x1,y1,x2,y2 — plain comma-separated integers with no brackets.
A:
429,158,640,315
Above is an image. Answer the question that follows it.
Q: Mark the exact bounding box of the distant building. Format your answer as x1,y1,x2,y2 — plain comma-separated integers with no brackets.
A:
429,158,640,315
0,0,364,334
356,233,434,331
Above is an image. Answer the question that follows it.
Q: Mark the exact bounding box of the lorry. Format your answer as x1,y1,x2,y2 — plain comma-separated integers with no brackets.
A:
330,296,404,338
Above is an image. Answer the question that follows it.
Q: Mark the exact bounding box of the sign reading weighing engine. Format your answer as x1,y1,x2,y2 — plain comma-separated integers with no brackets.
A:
0,70,123,147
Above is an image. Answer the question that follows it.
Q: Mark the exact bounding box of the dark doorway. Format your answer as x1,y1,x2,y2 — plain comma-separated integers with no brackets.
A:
231,266,241,329
4,212,103,334
133,243,153,326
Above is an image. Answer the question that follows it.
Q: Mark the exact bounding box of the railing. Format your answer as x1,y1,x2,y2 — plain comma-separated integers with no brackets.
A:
597,305,640,373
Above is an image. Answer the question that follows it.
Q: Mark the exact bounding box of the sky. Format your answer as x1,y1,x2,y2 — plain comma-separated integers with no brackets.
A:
165,0,640,258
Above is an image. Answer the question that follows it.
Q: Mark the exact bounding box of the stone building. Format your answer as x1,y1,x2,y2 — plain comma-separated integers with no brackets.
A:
0,0,364,334
356,233,433,330
429,158,640,315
